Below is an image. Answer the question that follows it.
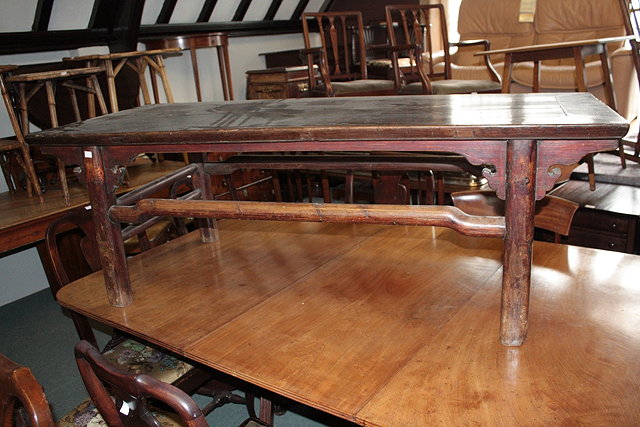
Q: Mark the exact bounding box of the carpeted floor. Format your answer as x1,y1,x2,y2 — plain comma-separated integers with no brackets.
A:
0,289,355,426
571,152,640,187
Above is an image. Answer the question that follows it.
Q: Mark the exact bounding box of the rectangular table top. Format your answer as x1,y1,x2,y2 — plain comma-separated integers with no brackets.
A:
56,220,640,425
26,94,628,149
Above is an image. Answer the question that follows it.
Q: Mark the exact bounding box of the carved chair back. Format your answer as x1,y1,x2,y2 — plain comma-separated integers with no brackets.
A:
0,353,55,427
74,340,208,427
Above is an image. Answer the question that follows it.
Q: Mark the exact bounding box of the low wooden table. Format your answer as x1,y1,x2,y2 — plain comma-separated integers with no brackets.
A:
27,93,628,346
56,220,640,425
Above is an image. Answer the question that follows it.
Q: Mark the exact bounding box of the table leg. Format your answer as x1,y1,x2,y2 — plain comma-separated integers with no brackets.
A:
532,60,540,92
500,139,536,346
195,157,218,242
501,54,513,93
189,48,203,102
216,44,234,101
84,146,132,307
599,49,617,111
572,47,588,93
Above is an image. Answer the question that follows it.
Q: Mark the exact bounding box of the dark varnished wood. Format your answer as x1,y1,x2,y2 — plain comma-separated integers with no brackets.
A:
0,353,55,427
109,199,506,238
26,93,627,345
56,221,640,425
27,94,626,144
74,340,208,427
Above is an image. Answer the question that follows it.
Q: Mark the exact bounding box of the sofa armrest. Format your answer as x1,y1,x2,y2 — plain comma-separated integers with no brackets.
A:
450,39,501,83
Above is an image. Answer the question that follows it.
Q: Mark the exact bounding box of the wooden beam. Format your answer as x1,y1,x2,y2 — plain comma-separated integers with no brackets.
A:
138,20,304,38
157,0,178,24
264,0,283,20
89,0,117,29
197,0,218,22
292,0,311,20
319,0,336,13
32,0,54,31
232,0,253,21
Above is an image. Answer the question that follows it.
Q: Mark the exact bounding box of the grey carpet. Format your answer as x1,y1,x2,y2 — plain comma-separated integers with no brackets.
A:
0,289,355,426
571,152,640,187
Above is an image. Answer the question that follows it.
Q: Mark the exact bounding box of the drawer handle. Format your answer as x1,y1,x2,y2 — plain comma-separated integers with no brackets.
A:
260,87,274,93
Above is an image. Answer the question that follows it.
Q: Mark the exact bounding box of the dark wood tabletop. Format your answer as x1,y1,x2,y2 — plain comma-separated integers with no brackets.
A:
27,93,629,346
56,221,640,425
27,93,627,144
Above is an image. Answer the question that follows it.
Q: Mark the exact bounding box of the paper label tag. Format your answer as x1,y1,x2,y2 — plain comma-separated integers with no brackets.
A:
84,151,93,158
119,401,130,415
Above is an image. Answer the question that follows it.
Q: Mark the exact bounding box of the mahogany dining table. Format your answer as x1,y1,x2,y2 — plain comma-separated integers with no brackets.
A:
54,220,640,425
26,93,629,347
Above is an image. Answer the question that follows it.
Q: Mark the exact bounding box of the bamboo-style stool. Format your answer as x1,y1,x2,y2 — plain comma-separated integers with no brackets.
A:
0,65,42,197
65,49,187,165
5,65,109,205
144,33,234,101
64,48,181,112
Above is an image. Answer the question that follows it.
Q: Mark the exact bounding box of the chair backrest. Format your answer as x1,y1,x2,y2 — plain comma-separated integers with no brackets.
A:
451,190,579,239
74,340,208,427
44,208,102,348
0,353,55,427
302,11,368,82
386,4,451,81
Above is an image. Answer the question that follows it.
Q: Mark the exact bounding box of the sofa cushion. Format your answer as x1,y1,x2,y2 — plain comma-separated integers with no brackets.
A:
456,0,534,65
512,61,607,89
534,0,626,65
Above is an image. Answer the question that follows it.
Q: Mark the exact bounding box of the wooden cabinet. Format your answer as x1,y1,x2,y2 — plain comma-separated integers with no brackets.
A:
547,181,640,254
246,66,311,99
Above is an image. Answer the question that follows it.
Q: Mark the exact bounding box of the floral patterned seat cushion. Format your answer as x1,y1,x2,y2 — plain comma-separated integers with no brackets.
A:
56,398,187,427
101,338,193,385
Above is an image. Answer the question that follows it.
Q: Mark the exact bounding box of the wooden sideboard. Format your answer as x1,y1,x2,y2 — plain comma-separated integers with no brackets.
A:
548,180,640,254
246,66,311,99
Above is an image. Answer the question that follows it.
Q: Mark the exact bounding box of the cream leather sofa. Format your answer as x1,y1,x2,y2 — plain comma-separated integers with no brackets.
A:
445,0,637,121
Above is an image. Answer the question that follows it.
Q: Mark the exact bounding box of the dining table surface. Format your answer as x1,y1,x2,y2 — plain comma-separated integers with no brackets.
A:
55,220,640,426
26,93,629,347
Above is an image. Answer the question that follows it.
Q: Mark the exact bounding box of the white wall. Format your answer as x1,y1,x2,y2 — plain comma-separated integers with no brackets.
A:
0,0,313,306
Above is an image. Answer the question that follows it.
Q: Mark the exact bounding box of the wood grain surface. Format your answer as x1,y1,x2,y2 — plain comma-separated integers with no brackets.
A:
57,220,640,425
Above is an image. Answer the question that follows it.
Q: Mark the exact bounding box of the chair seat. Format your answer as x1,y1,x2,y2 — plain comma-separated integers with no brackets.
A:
56,397,188,427
399,79,502,95
102,338,193,384
324,79,396,96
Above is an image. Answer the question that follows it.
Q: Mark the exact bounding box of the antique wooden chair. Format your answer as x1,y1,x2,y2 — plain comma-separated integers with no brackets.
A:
451,190,579,242
301,11,397,97
43,208,201,387
3,64,109,205
384,4,502,95
0,353,55,427
75,341,271,427
74,340,209,427
45,167,250,416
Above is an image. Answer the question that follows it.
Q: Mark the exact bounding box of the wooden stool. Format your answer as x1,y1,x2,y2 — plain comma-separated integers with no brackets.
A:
65,49,186,164
143,32,234,101
64,48,182,112
0,65,41,197
5,65,109,205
